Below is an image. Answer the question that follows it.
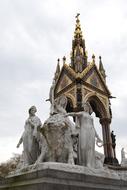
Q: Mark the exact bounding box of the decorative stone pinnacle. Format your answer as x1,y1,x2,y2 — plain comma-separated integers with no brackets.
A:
99,55,106,80
57,58,60,64
99,56,102,65
92,54,95,63
63,56,66,64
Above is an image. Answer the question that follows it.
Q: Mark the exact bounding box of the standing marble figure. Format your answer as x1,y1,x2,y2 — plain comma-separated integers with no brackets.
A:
121,148,127,166
17,106,42,166
66,102,102,168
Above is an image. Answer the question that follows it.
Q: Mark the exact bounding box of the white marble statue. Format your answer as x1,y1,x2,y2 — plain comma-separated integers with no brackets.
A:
38,95,75,164
49,78,68,116
65,102,103,168
17,106,42,166
95,151,104,169
121,148,127,166
49,79,56,115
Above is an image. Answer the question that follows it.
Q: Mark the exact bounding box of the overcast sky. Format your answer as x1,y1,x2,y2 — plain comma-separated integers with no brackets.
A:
0,0,127,163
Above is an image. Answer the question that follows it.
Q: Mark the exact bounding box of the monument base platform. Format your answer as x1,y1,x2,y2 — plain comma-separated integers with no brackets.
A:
0,162,127,190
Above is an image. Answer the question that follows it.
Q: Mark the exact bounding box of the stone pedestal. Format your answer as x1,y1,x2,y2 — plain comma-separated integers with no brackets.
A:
0,162,127,190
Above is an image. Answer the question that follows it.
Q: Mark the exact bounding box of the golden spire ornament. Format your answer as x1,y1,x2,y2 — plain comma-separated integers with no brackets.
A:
74,13,83,39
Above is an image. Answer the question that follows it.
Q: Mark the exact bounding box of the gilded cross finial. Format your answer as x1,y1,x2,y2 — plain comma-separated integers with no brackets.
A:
76,13,80,19
74,13,82,39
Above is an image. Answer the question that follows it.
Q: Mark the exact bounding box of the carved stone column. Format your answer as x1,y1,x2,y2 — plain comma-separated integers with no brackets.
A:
100,118,114,165
76,79,83,111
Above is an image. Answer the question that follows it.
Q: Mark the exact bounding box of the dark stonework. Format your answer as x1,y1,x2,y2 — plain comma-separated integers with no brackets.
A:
104,157,114,165
0,167,127,190
110,131,119,166
100,118,114,165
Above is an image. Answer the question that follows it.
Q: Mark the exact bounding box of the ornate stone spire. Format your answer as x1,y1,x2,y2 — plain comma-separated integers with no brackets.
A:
54,58,60,82
70,14,87,72
99,56,106,81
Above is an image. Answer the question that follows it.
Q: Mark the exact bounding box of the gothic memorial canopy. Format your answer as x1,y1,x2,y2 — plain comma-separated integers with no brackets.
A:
53,14,118,165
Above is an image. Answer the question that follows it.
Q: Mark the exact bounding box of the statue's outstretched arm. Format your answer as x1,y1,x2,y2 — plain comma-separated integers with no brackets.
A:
91,118,102,143
95,130,103,148
95,130,102,142
16,136,23,148
65,112,82,117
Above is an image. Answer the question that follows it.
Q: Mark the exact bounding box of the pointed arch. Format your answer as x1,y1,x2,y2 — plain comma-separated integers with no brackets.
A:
84,92,108,118
65,95,74,113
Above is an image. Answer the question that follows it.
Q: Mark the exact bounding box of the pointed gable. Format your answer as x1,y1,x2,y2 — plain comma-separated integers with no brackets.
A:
55,64,75,94
82,63,111,96
55,74,72,93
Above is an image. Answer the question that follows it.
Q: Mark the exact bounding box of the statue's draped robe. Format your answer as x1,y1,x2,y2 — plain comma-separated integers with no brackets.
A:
76,112,96,167
22,116,42,165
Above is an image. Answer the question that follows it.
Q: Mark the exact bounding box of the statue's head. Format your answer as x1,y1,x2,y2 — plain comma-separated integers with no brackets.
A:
57,95,67,109
60,95,67,109
28,106,37,115
53,95,67,115
83,102,93,114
